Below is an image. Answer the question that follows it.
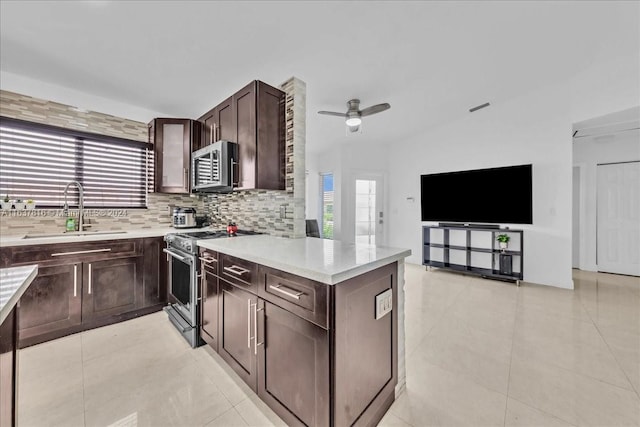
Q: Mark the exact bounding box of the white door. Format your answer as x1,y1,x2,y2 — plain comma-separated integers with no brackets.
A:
354,176,384,245
572,166,581,268
597,162,640,276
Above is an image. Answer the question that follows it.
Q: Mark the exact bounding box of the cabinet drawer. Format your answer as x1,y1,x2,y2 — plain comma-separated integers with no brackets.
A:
259,267,328,329
10,239,140,266
220,254,257,293
199,249,219,275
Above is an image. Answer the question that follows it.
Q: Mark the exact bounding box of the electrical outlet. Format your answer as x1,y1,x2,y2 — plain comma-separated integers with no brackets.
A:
375,289,392,320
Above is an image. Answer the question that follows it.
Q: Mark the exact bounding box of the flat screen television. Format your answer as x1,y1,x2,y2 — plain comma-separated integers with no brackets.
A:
420,164,533,224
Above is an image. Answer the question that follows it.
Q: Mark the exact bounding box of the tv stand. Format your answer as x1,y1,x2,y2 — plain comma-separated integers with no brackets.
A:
438,222,500,229
423,225,524,284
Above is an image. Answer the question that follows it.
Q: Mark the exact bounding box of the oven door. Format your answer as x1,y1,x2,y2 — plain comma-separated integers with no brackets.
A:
163,247,197,326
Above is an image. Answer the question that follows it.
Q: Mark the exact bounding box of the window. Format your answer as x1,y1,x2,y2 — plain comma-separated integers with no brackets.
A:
0,117,153,208
321,173,334,239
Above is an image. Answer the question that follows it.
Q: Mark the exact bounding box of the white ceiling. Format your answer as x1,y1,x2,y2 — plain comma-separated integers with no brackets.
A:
1,1,638,153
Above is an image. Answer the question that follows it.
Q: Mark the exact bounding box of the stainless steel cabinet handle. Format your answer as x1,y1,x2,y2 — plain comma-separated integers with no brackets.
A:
199,256,218,264
200,272,206,302
183,168,188,186
73,264,78,297
269,284,304,300
88,263,92,295
51,248,111,257
247,299,252,349
210,124,214,144
254,303,263,355
224,265,249,276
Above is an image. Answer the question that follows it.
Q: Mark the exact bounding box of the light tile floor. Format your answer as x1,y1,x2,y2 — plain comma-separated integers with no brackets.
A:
17,265,640,427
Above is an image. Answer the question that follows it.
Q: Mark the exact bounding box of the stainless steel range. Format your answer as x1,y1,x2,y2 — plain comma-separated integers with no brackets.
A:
163,229,259,347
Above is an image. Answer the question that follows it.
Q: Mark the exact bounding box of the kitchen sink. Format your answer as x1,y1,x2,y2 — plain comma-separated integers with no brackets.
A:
22,230,128,239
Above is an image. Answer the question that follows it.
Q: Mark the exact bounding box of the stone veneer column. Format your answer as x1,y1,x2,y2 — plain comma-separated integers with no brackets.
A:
280,77,306,239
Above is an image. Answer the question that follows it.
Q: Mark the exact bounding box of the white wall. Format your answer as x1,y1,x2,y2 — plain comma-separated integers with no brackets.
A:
0,70,167,122
573,130,640,271
387,82,575,289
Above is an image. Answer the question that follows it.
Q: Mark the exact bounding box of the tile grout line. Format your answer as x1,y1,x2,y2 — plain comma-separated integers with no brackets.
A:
574,275,640,401
502,284,520,427
507,395,579,427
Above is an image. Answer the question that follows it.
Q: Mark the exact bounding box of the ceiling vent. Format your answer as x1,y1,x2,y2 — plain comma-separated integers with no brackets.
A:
469,102,490,113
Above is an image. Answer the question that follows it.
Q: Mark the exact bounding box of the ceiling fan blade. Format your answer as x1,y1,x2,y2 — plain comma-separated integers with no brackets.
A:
318,111,346,117
360,103,390,117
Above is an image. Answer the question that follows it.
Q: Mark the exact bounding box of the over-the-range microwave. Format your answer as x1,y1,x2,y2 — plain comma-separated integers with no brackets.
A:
191,140,238,193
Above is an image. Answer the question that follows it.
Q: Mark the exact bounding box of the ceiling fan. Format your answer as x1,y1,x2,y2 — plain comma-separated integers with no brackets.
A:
318,99,390,132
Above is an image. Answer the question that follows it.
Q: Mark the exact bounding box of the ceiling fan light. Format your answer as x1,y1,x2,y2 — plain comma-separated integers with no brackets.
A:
345,117,362,127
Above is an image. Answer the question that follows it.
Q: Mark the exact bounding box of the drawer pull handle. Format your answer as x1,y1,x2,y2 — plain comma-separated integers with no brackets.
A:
247,299,252,349
73,264,78,297
269,284,304,300
88,263,92,295
199,256,218,265
224,265,249,276
51,248,111,257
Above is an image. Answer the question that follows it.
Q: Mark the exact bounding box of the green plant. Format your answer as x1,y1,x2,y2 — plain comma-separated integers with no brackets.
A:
15,199,23,203
496,234,510,243
3,194,9,202
27,199,34,203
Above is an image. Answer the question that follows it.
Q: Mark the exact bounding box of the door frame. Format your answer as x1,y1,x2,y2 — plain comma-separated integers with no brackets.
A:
347,170,388,246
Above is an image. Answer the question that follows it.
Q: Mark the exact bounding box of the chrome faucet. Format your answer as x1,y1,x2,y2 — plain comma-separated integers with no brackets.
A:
63,181,84,232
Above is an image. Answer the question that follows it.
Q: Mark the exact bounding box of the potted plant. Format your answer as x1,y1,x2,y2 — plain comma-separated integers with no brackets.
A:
1,194,11,210
13,199,25,210
496,234,510,251
26,199,36,210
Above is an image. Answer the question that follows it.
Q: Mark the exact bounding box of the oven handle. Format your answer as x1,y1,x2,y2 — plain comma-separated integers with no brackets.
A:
163,248,191,264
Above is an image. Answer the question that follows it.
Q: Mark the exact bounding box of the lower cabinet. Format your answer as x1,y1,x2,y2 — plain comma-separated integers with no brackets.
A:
257,300,330,427
200,263,219,349
17,263,82,345
218,280,258,388
81,256,143,323
202,246,398,427
6,237,167,348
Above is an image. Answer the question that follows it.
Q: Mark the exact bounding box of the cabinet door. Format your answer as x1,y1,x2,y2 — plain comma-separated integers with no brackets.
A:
142,237,167,308
82,256,143,322
200,268,219,351
257,300,330,427
233,82,257,189
216,96,235,142
154,118,191,194
218,280,257,390
255,81,285,190
18,263,82,347
202,111,216,148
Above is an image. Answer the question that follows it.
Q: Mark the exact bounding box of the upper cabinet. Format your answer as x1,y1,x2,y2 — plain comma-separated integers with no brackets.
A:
197,80,285,191
148,118,201,194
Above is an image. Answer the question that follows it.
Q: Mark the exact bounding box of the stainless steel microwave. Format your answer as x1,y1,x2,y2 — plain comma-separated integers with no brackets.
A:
191,140,238,192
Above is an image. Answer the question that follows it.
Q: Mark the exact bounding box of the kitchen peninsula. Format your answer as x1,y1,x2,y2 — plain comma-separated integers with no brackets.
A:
197,235,410,427
0,265,38,426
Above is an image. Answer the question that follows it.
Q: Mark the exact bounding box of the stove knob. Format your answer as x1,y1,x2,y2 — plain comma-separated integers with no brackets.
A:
185,242,192,252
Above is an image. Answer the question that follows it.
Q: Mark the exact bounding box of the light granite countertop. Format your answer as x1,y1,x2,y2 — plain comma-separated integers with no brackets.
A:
197,235,411,285
0,226,214,247
0,265,38,324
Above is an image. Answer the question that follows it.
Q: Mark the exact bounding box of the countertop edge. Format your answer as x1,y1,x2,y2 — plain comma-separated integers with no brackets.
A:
0,265,38,324
197,239,411,285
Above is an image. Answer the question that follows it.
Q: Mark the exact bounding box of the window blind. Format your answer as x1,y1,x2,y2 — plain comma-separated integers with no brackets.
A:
0,117,154,208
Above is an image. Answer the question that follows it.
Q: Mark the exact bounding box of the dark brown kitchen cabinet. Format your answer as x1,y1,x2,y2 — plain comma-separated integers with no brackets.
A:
202,248,398,427
81,256,143,323
200,250,219,350
1,305,18,427
218,280,258,388
200,96,234,149
257,299,330,427
143,237,167,307
4,237,166,348
149,118,201,193
196,80,285,191
233,81,285,190
17,263,82,346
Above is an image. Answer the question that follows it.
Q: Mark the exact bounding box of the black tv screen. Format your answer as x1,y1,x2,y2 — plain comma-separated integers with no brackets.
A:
421,164,533,224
